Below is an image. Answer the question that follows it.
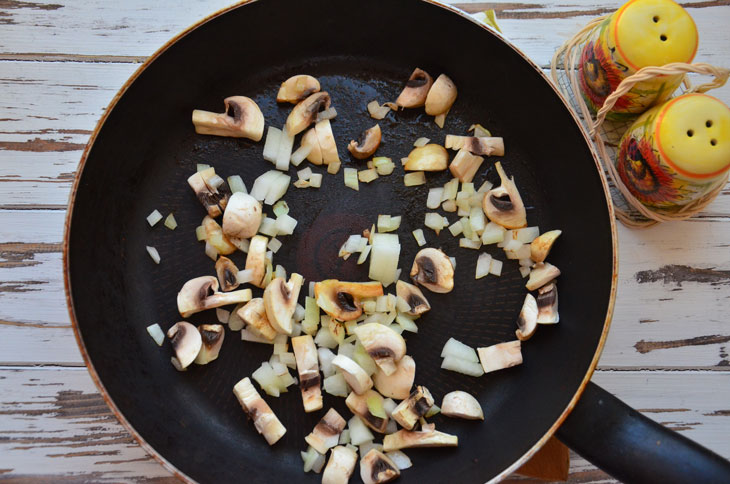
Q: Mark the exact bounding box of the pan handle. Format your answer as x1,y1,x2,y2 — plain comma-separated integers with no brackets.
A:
556,381,730,484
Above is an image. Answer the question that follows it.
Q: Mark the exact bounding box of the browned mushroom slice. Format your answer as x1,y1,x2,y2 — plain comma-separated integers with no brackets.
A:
395,280,430,316
360,449,400,484
192,96,265,141
167,322,202,370
390,386,434,430
215,256,240,292
536,282,559,324
482,162,527,229
322,445,358,484
410,247,454,293
332,354,373,395
244,235,268,289
176,276,252,317
424,74,457,116
263,273,304,335
478,340,523,373
353,323,406,376
348,124,382,160
222,192,262,240
194,324,225,365
285,91,331,136
304,408,347,454
301,127,324,165
516,293,538,341
187,167,231,218
314,118,339,165
440,391,484,420
383,427,458,451
444,135,505,156
396,68,434,108
530,230,562,263
373,355,415,400
232,377,286,445
525,262,560,291
277,74,321,104
315,280,384,322
345,389,389,433
237,298,277,341
292,334,323,412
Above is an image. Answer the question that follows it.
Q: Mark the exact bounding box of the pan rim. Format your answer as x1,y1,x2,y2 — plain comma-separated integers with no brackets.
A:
62,1,618,482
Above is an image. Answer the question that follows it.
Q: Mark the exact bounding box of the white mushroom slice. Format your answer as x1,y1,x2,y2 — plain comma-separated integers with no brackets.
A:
291,334,323,412
395,281,430,316
348,124,381,160
245,235,268,288
353,323,406,376
424,74,457,116
305,408,347,454
373,354,415,399
396,67,434,108
441,391,484,420
332,354,373,395
360,449,400,484
390,386,434,430
345,389,389,433
482,162,527,229
444,135,505,156
478,340,523,373
449,148,485,183
314,119,339,165
525,262,561,291
404,144,448,171
215,256,240,292
530,229,562,263
322,445,358,484
237,298,277,341
176,276,252,317
277,74,320,104
187,168,231,218
232,377,286,445
383,427,458,451
263,273,304,335
193,324,224,365
285,91,331,136
516,293,538,341
536,282,559,324
222,192,262,240
410,247,454,293
167,322,202,370
192,96,264,141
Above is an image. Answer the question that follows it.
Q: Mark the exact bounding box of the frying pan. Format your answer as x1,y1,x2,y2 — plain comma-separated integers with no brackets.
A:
63,0,730,482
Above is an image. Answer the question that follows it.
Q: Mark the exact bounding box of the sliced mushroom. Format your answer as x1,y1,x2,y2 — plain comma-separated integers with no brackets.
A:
245,235,268,288
222,192,262,240
237,298,277,341
263,273,304,335
215,256,240,292
291,334,323,412
301,127,324,165
395,281,430,316
383,427,458,451
332,354,373,395
525,262,560,291
410,248,454,293
187,167,231,218
176,276,252,317
482,161,527,229
536,282,559,324
404,144,448,171
424,74,457,116
277,74,321,104
373,354,415,400
396,68,434,108
348,124,381,159
167,322,202,370
345,389,389,433
304,407,347,454
353,323,406,376
360,449,400,484
391,386,434,430
315,280,384,322
448,148,484,183
192,96,265,141
530,229,562,263
285,91,331,136
193,324,225,365
444,135,505,156
478,340,523,373
441,391,483,420
202,215,236,255
314,119,339,165
516,293,538,341
232,377,287,445
322,445,358,484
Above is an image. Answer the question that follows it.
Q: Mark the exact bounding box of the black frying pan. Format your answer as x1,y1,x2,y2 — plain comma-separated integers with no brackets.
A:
64,1,730,482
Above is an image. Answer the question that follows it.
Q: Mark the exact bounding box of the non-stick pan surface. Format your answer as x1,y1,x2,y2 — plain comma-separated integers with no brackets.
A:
65,1,616,482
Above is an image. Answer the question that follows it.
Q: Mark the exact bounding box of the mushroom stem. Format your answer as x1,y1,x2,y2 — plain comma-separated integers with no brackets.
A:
292,334,323,412
390,386,434,430
305,408,347,454
232,377,286,445
382,427,458,451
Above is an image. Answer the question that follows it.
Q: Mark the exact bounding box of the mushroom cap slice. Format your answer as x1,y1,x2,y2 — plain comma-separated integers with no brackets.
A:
444,135,505,156
404,144,449,171
244,235,268,288
348,124,382,160
301,127,324,165
291,334,323,413
222,192,262,240
237,298,277,341
383,427,458,451
305,408,347,454
530,229,562,263
391,386,435,430
516,293,538,341
536,282,559,324
410,248,454,293
215,256,240,292
187,167,231,218
285,91,331,136
202,215,237,255
315,280,384,322
360,449,400,484
177,276,218,318
373,354,415,399
277,74,320,104
332,354,373,395
424,74,457,116
192,96,265,141
233,377,286,445
194,324,225,365
322,445,358,484
167,322,202,370
263,273,304,335
345,389,389,433
353,323,406,376
314,119,339,165
526,262,560,291
396,68,434,109
482,161,527,229
478,340,523,373
395,281,430,316
441,391,484,420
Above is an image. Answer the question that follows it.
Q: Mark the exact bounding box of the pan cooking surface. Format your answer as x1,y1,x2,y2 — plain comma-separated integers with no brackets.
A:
67,1,615,482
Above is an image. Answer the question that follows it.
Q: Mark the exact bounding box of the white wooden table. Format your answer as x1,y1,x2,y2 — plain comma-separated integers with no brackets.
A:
1,0,728,482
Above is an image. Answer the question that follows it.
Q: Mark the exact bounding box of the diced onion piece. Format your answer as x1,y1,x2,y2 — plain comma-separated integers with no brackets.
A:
442,178,459,201
449,257,457,269
460,238,481,250
146,209,163,227
237,269,254,284
412,229,426,247
263,126,283,163
469,123,492,137
309,173,323,188
267,237,282,253
275,127,295,171
481,222,506,245
441,356,485,377
291,144,313,167
252,362,281,397
258,217,278,237
519,266,531,278
294,180,310,189
368,233,400,287
274,264,287,280
275,213,298,235
357,245,371,265
489,258,503,276
273,200,289,217
373,157,395,175
434,112,447,128
426,188,444,209
297,167,313,181
216,308,230,324
359,442,383,457
377,215,401,233
441,337,479,362
195,225,207,241
163,213,177,230
367,100,391,120
519,258,533,268
404,171,426,186
302,446,322,473
339,429,351,445
146,323,165,346
476,253,492,279
327,161,341,174
424,212,445,234
343,167,359,191
207,174,225,189
315,325,339,349
396,313,418,333
196,163,210,172
251,170,283,201
515,226,540,243
146,245,161,264
348,416,375,445
448,220,463,237
264,174,291,205
323,373,349,397
461,182,475,194
318,347,336,377
413,137,430,147
477,180,493,193
316,106,338,122
505,243,531,260
469,207,486,233
385,451,413,470
358,168,379,183
442,200,457,212
227,175,247,194
309,281,315,298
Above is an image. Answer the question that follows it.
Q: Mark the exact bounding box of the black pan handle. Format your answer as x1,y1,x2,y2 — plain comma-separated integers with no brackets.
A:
556,381,730,483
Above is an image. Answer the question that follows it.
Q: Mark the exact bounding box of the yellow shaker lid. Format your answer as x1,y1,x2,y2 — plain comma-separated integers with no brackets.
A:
656,94,730,178
612,0,698,70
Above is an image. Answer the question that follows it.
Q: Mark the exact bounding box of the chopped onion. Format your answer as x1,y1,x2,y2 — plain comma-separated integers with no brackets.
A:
448,220,464,237
359,442,383,457
258,217,278,237
318,347,336,378
250,170,283,201
469,207,486,233
489,258,503,276
314,325,339,349
274,264,287,280
469,192,486,208
434,112,447,128
236,269,254,284
195,225,207,241
426,188,444,209
442,200,457,212
469,123,492,137
368,233,400,287
373,157,395,175
241,328,274,343
441,355,485,377
481,222,506,245
293,180,310,189
216,308,230,324
377,215,401,233
316,106,338,122
263,126,282,163
327,161,341,174
146,209,163,227
357,244,371,265
267,237,282,253
348,415,375,445
302,445,323,473
338,429,351,445
196,163,210,172
207,174,225,189
309,281,315,298
460,238,481,250
275,213,298,235
323,373,349,397
515,226,540,243
477,179,493,193
476,253,492,279
227,175,247,194
520,266,531,278
290,144,313,167
264,173,291,205
450,256,457,269
441,337,479,362
358,168,379,183
297,167,313,181
505,243,531,260
385,451,413,470
272,200,289,217
344,167,359,191
146,246,161,264
229,237,250,253
442,178,459,201
163,213,177,230
413,137,430,147
519,258,533,268
412,229,426,247
276,126,295,171
309,173,323,188
396,313,418,333
146,323,165,346
424,212,445,234
367,100,391,120
404,171,426,186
